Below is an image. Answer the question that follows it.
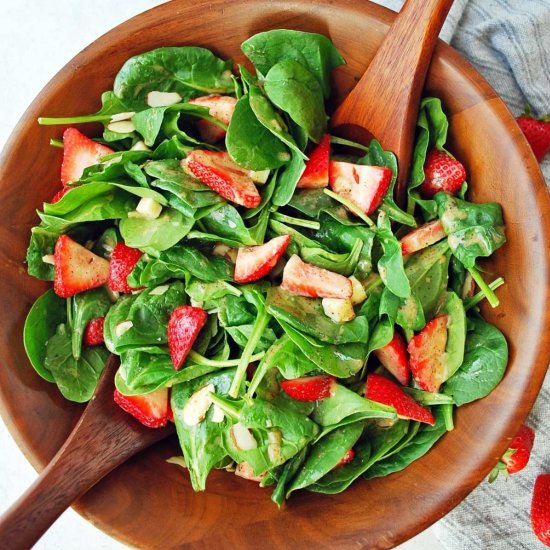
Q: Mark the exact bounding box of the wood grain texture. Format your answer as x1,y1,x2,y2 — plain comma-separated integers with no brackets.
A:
330,0,454,203
0,1,549,549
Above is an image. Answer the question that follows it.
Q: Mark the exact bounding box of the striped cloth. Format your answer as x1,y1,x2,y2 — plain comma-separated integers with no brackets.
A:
374,1,550,548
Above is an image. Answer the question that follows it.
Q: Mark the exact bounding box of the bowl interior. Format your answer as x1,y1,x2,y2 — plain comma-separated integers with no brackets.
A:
1,1,549,548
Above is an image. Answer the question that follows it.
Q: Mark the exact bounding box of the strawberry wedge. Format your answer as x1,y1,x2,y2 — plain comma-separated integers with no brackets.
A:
83,317,105,346
365,373,435,425
297,133,330,188
61,127,113,185
183,150,261,208
420,148,466,198
168,305,208,370
189,95,237,143
408,315,449,393
281,255,352,299
400,220,446,256
234,235,291,283
374,332,410,385
114,387,170,428
329,161,392,215
54,235,110,298
280,375,336,401
334,448,355,468
108,242,143,293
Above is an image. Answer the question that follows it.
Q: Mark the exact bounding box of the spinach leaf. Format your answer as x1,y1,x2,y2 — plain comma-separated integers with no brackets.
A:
264,60,327,144
262,335,317,379
226,94,290,170
271,447,308,507
200,204,256,245
114,47,233,108
379,288,425,333
435,192,506,268
288,189,338,218
443,318,508,406
403,388,454,405
153,136,192,159
241,30,345,98
440,291,466,379
26,227,58,280
186,279,241,309
272,149,306,207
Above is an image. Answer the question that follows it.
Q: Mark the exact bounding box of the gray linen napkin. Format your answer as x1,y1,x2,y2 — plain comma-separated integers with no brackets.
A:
372,1,550,548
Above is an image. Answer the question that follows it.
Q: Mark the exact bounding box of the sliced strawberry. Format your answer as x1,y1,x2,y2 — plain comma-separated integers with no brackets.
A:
61,127,113,185
168,305,208,370
183,150,261,208
297,134,330,188
280,375,336,401
188,95,237,143
108,242,143,293
517,112,550,162
53,235,110,298
50,186,71,204
334,448,355,468
407,316,449,393
420,148,466,198
234,235,291,283
532,474,550,547
503,424,536,475
400,220,446,256
329,161,392,215
83,317,105,346
373,332,410,385
365,373,435,425
114,387,169,428
281,254,352,299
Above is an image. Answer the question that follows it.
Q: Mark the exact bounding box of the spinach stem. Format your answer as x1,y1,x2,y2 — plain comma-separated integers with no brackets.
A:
38,115,111,125
271,212,320,230
49,138,64,148
246,353,270,398
441,403,455,431
229,308,271,398
466,267,500,308
323,189,375,227
363,274,383,294
187,350,265,368
464,277,505,311
329,135,370,152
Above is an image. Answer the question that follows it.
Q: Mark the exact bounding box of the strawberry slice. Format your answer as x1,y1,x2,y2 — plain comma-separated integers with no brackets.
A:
281,255,352,299
83,317,105,346
532,474,550,547
280,375,336,401
365,373,435,425
168,305,208,370
407,316,449,393
334,448,355,468
297,134,330,188
234,235,291,283
373,332,410,385
400,220,446,256
183,150,261,208
517,110,550,162
108,242,143,293
188,95,237,143
50,186,71,204
502,424,536,475
53,235,110,298
113,387,169,428
329,161,392,215
420,148,466,198
61,127,113,185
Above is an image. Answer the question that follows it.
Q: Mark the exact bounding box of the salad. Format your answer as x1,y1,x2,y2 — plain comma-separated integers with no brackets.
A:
23,29,508,505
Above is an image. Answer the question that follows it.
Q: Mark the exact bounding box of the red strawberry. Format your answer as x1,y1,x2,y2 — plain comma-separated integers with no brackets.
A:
168,305,208,370
281,254,352,299
50,186,71,204
420,148,466,198
297,134,330,188
280,375,336,401
189,95,237,143
113,387,169,428
83,317,105,346
61,127,113,185
532,474,550,547
334,448,355,468
234,235,291,283
53,235,110,298
504,424,536,474
517,111,550,162
365,373,435,425
183,150,261,208
400,220,446,256
108,242,143,293
329,161,392,215
407,315,449,393
373,332,410,385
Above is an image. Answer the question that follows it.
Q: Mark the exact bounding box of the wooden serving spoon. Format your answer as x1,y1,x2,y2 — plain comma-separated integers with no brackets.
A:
0,356,175,550
330,0,454,205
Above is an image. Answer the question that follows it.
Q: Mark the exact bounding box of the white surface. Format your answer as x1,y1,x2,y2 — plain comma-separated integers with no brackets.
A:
0,1,445,548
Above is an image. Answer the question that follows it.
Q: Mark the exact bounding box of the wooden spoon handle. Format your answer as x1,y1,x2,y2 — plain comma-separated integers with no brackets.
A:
0,357,173,550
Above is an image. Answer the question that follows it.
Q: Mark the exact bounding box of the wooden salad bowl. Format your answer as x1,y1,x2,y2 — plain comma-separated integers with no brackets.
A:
0,1,549,548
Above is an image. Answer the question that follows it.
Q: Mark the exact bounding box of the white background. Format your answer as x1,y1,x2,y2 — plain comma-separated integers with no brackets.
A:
0,1,445,548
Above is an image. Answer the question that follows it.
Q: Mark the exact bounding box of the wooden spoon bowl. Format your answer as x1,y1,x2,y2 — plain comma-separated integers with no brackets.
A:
0,1,549,548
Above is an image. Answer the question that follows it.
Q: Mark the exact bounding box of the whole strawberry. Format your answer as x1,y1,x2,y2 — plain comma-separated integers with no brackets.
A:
532,474,550,547
517,108,550,162
420,148,466,198
488,423,535,482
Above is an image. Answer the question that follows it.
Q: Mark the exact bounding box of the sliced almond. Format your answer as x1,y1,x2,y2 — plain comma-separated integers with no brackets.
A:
136,197,163,220
211,404,225,423
267,429,282,464
105,287,120,303
235,462,265,482
166,456,187,469
247,169,270,184
130,140,151,151
146,91,182,108
110,111,135,123
212,243,237,263
107,120,135,134
114,320,133,337
149,285,169,296
230,422,257,451
182,383,214,426
42,254,55,265
349,276,367,305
